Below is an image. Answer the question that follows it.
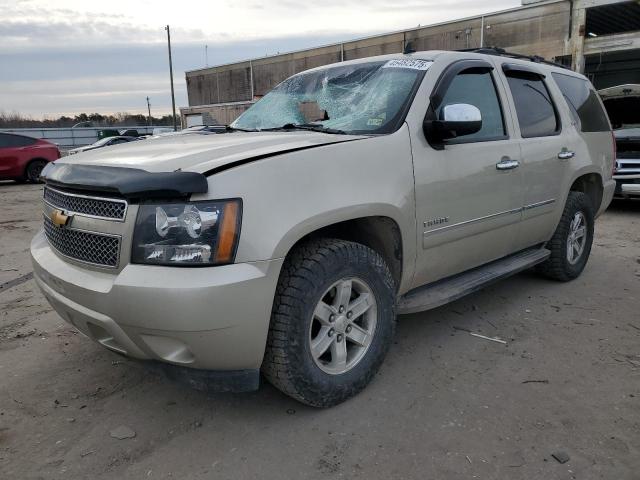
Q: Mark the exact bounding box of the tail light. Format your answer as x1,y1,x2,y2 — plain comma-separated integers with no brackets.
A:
612,131,617,175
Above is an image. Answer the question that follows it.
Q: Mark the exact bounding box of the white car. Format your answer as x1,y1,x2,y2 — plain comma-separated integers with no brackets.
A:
599,84,640,198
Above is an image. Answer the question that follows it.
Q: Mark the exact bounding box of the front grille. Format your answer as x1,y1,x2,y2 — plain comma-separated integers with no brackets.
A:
44,187,127,221
44,216,121,268
615,158,640,177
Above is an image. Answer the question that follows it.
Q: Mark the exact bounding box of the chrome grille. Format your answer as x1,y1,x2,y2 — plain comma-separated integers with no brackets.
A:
44,187,127,221
615,158,640,176
43,216,121,268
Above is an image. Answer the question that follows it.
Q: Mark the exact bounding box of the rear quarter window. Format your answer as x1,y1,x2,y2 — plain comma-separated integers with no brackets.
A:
551,73,611,132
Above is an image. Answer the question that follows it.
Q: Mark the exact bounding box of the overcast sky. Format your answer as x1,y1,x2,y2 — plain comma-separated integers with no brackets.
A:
1,0,521,118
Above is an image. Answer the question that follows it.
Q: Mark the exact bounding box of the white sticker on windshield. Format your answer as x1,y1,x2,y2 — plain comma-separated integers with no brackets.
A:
382,59,433,70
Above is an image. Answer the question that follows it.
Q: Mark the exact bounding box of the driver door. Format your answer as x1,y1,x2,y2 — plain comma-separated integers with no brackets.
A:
411,60,524,287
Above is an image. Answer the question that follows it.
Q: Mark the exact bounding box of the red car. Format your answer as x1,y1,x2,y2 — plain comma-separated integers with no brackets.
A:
0,132,61,183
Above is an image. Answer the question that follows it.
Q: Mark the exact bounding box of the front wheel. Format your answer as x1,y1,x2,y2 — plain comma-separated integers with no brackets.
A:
262,239,396,407
536,191,594,281
25,160,47,183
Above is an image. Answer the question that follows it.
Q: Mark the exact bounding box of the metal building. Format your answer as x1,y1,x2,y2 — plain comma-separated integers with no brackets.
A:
181,0,640,126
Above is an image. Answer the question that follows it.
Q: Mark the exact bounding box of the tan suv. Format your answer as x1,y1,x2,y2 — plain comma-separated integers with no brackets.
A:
32,49,615,407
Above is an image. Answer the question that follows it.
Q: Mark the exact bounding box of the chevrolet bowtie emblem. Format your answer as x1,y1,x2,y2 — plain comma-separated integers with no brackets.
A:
50,209,72,227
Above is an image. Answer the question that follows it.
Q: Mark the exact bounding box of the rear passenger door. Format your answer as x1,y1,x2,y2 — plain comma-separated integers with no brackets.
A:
498,64,574,249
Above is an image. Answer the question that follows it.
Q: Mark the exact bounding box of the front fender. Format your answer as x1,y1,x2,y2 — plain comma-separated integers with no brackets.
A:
195,126,417,290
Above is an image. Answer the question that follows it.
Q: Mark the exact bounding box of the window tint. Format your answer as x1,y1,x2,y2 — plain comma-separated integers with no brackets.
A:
0,133,38,148
437,70,506,142
506,72,559,138
552,73,610,132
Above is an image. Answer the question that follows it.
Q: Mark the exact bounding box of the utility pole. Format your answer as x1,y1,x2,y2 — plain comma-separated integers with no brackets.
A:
205,44,208,67
165,25,178,131
146,96,152,126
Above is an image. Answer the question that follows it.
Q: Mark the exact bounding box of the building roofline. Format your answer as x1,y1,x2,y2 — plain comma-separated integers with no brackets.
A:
185,0,567,75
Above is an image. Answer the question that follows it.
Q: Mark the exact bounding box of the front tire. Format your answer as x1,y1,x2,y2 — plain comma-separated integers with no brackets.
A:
262,239,396,407
536,191,594,281
25,160,47,183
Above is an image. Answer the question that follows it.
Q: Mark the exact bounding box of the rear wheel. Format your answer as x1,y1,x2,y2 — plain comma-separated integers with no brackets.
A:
536,191,594,281
25,160,47,183
262,239,396,407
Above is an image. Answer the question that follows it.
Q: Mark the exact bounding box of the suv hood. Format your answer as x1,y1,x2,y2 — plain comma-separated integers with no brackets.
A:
57,131,364,174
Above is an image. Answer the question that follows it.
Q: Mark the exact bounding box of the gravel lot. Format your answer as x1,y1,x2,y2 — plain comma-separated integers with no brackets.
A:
1,180,639,479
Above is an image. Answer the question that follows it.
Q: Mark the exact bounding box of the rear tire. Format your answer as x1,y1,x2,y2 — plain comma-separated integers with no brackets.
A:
25,160,47,183
536,191,594,282
262,239,396,407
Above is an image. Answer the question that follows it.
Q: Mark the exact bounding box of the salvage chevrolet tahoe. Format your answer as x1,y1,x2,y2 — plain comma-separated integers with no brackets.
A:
31,50,616,407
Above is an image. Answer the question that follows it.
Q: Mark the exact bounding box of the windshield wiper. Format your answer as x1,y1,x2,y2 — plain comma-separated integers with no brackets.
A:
259,123,346,135
225,125,258,132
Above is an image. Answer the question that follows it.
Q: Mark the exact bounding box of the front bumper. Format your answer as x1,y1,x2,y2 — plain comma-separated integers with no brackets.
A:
31,230,283,373
614,177,640,198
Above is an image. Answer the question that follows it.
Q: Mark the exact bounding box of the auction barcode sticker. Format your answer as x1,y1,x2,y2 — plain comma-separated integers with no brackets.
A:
382,59,433,70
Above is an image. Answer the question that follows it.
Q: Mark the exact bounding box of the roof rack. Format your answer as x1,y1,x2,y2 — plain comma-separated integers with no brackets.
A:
457,47,570,70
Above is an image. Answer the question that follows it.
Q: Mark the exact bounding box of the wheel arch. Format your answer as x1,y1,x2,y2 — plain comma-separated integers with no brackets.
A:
274,208,408,294
569,171,603,213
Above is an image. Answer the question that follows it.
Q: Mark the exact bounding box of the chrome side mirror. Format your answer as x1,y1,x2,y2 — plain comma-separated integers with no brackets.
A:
441,103,481,123
424,103,483,145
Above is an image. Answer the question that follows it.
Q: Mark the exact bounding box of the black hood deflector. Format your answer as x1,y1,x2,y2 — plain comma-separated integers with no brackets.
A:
41,163,208,200
42,137,365,200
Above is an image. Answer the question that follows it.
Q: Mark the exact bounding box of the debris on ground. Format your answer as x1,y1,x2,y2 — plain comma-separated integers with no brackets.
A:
522,379,549,384
110,425,136,440
469,332,507,345
551,451,570,464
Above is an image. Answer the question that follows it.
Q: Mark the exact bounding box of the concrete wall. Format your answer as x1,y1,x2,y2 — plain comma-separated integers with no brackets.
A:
180,102,254,128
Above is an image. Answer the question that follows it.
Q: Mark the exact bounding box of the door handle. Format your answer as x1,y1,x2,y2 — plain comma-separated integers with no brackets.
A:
496,158,520,171
558,150,575,160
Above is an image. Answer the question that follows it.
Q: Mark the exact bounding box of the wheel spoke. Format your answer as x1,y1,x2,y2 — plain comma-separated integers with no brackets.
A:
346,323,370,347
347,293,373,320
334,279,352,309
330,338,347,370
567,241,574,262
574,226,586,240
311,327,334,359
314,301,335,325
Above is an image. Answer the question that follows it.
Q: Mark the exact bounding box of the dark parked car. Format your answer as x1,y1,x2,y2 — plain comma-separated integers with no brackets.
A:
97,129,120,140
0,133,60,183
119,129,140,137
67,136,141,155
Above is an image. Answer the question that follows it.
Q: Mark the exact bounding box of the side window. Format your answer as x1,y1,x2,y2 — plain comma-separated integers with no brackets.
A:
437,69,506,142
0,133,37,148
551,73,610,132
505,71,560,138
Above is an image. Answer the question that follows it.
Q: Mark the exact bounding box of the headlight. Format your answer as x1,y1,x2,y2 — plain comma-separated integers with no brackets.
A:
132,199,242,266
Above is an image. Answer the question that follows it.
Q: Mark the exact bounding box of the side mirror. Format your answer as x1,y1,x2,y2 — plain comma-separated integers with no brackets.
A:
423,103,482,145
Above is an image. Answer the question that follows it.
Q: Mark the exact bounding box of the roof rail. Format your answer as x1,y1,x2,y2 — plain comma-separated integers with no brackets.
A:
457,47,570,70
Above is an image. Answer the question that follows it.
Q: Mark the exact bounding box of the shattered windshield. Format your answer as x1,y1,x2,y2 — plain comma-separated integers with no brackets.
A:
231,59,432,135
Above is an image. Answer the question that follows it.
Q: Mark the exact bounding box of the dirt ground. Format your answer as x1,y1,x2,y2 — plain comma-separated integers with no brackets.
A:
0,180,638,480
